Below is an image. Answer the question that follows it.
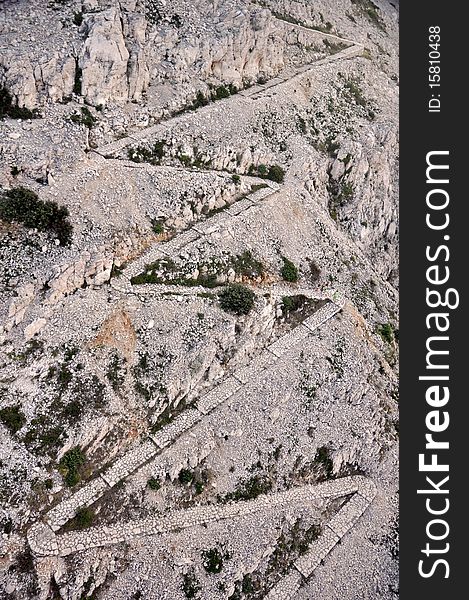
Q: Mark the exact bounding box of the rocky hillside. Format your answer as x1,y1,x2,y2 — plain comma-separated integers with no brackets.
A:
0,1,399,599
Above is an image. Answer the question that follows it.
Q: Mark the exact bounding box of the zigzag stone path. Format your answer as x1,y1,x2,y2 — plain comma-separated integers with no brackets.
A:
28,476,376,600
110,177,280,296
25,19,374,598
94,23,363,158
31,293,343,535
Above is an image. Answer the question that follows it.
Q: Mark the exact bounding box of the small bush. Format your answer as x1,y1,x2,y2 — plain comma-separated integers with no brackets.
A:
0,187,73,245
231,174,241,185
182,570,201,599
378,323,395,345
150,218,165,234
232,250,264,279
219,284,255,315
147,476,161,491
73,11,83,26
192,91,209,110
248,164,285,183
221,474,272,503
281,257,299,283
178,468,194,485
74,506,95,529
213,85,231,100
267,164,285,183
0,405,26,433
281,295,306,314
202,548,225,574
73,64,82,96
59,446,86,487
70,106,96,129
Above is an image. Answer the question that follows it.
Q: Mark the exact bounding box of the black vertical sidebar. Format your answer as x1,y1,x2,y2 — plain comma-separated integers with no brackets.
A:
400,2,466,598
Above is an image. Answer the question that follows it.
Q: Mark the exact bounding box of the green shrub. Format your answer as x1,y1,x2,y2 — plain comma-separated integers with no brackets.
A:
231,174,241,185
74,506,95,529
202,548,225,574
192,91,209,109
0,86,40,120
281,295,306,314
213,85,231,100
147,476,161,491
73,11,83,26
378,323,395,345
178,468,194,485
59,446,86,487
232,251,264,279
221,474,272,503
182,570,201,599
280,257,299,283
267,165,285,183
0,405,26,434
0,187,73,245
248,164,285,183
219,284,255,315
70,106,96,129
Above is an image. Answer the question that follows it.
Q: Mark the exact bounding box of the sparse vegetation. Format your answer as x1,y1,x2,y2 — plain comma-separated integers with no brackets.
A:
232,250,264,279
70,106,97,129
177,468,208,494
23,417,66,455
220,473,272,503
0,405,26,434
202,547,229,574
59,446,86,487
74,506,95,529
378,322,396,345
327,179,354,221
182,570,201,599
280,256,299,282
351,0,386,31
0,187,73,245
344,77,368,108
219,284,255,315
229,518,321,599
106,351,126,392
248,163,285,183
147,476,161,491
128,140,166,165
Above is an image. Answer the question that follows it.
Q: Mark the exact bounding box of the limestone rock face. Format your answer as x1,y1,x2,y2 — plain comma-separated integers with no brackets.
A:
80,8,131,106
0,1,399,599
0,57,38,109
